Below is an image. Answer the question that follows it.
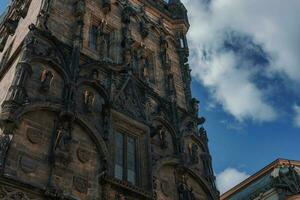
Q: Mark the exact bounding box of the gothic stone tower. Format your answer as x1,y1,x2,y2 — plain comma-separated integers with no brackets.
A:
0,0,219,199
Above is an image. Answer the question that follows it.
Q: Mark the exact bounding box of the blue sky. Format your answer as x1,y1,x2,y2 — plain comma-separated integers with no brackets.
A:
1,0,300,194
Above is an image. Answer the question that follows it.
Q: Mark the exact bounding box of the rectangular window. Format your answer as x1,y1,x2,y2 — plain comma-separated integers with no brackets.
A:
89,25,98,50
114,132,124,180
114,132,137,185
127,136,136,184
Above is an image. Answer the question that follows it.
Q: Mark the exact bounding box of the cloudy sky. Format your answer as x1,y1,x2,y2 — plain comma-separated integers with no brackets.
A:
182,0,300,194
1,0,300,195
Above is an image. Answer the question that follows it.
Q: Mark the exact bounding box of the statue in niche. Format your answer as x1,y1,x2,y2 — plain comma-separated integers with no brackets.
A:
139,47,147,80
0,134,13,168
182,121,198,136
191,98,199,116
122,6,135,24
157,126,168,149
188,143,199,164
167,73,175,95
177,175,196,200
83,90,95,113
54,122,72,152
102,0,111,14
40,69,54,92
140,21,149,38
90,69,99,80
53,121,72,167
199,127,207,138
103,107,110,140
75,0,85,18
160,35,168,66
97,22,110,60
122,27,134,65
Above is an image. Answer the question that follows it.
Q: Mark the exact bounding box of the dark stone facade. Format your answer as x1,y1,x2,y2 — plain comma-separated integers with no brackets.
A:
0,0,219,199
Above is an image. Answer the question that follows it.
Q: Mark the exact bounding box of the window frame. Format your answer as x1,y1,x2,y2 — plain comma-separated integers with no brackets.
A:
89,25,98,51
114,129,140,185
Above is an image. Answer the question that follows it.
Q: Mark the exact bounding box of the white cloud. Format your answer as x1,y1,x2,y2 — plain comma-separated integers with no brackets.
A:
216,168,250,194
293,104,300,127
182,0,300,122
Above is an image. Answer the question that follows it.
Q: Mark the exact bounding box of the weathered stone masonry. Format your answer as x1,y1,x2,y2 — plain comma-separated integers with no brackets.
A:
0,0,219,199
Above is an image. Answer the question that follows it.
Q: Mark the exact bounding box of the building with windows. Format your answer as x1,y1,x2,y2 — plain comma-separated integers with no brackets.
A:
221,159,300,200
0,0,219,199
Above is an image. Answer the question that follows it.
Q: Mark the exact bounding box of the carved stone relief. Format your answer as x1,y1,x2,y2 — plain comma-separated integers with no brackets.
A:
53,121,73,167
0,133,13,169
73,176,88,194
39,69,54,92
83,90,95,113
19,155,38,174
76,147,91,163
160,179,171,197
188,143,199,165
26,127,43,144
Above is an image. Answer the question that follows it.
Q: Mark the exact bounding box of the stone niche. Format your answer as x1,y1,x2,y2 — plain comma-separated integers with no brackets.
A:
4,110,56,188
151,121,175,161
155,164,209,200
26,62,64,101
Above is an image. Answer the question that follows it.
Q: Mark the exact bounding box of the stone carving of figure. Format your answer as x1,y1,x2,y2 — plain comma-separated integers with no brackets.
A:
140,21,149,38
103,107,110,140
158,126,168,149
178,175,196,200
188,143,199,164
54,122,72,152
191,98,199,117
122,27,134,65
83,90,95,113
75,0,85,18
167,74,175,95
122,6,134,24
274,165,300,195
53,121,72,167
102,0,111,14
91,69,99,80
40,69,54,92
0,134,13,169
160,36,168,66
97,22,109,60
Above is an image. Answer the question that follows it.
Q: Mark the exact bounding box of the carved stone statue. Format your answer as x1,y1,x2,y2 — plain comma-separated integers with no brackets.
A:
91,69,99,80
40,69,54,92
74,0,85,18
0,133,13,169
102,0,111,14
167,74,175,95
158,126,168,149
53,121,72,167
54,122,71,152
97,23,109,59
177,175,196,200
83,90,95,113
273,165,300,196
122,27,134,65
140,21,149,38
191,98,199,116
159,35,168,66
122,6,135,24
188,143,199,164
